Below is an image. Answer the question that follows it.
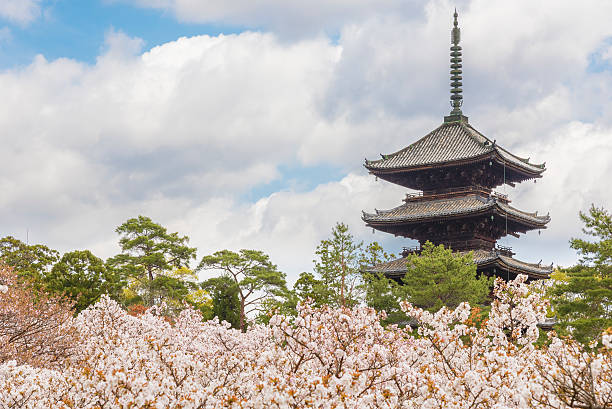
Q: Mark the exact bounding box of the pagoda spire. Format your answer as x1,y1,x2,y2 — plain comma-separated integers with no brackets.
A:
445,9,467,122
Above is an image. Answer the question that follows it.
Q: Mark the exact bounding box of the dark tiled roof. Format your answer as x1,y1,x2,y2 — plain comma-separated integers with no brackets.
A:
497,201,550,226
496,254,552,277
469,249,552,277
365,121,545,175
366,249,552,279
362,194,550,226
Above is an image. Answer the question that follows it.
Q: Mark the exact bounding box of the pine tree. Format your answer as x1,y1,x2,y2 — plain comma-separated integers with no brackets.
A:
401,241,492,312
197,249,287,332
107,216,197,307
552,205,612,344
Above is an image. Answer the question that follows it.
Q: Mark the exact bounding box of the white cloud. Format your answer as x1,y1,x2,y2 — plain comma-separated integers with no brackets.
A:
0,0,42,25
121,0,418,39
179,174,406,283
0,32,339,210
101,28,145,59
2,0,612,280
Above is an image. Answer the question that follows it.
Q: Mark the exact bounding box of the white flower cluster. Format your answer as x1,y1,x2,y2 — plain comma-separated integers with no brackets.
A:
604,333,612,349
0,275,610,408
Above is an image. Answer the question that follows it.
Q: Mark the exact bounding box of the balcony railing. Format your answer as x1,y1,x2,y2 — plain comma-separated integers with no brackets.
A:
494,245,514,257
401,246,421,257
403,185,511,203
491,191,510,203
401,241,514,257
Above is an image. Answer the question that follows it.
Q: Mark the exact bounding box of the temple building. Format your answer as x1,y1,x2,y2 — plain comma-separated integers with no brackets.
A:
362,11,552,281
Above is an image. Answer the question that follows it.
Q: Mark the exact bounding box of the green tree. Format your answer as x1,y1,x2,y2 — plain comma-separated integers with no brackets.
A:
45,250,125,312
149,275,196,313
552,205,612,344
197,249,287,331
293,271,335,307
107,216,197,306
362,273,408,325
0,236,59,282
361,241,395,268
312,223,364,307
171,267,213,319
200,276,240,328
124,267,212,318
401,241,492,312
359,241,408,324
293,224,394,310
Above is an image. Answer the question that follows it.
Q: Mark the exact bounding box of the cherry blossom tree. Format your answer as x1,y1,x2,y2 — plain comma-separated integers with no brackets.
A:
0,265,75,369
0,273,610,409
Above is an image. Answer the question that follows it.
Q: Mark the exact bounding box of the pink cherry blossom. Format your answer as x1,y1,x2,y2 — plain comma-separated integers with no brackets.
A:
1,273,610,408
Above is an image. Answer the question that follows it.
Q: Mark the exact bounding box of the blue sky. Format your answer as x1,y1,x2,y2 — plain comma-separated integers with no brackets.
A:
0,0,244,68
0,0,611,282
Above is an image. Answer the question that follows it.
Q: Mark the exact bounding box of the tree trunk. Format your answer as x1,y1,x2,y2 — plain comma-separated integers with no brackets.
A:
239,297,246,332
146,267,154,307
340,253,346,308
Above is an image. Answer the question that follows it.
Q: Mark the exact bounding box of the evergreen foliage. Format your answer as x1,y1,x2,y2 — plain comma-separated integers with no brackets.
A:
401,241,493,312
292,223,397,319
107,215,197,306
197,249,287,331
0,236,59,282
313,222,362,307
362,272,408,325
362,241,491,323
552,205,612,344
45,250,124,312
303,223,386,308
200,275,241,329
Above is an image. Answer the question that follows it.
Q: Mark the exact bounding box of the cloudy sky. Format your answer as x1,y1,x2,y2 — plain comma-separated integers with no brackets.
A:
0,0,610,283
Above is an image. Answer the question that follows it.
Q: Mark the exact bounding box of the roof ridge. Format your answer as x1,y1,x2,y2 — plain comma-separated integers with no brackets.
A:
364,120,546,176
462,122,494,147
366,122,449,164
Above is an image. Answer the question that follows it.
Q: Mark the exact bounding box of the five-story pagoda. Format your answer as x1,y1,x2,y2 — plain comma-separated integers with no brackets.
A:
363,11,552,281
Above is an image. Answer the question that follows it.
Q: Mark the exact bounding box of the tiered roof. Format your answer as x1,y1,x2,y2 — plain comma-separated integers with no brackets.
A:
366,249,553,281
363,193,550,227
360,10,552,281
365,121,545,186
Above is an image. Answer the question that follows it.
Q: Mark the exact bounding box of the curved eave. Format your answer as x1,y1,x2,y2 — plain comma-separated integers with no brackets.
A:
478,256,552,280
364,120,546,179
365,254,552,280
362,201,550,229
365,151,494,174
365,151,545,180
362,203,493,225
363,256,410,278
495,202,550,228
492,149,546,177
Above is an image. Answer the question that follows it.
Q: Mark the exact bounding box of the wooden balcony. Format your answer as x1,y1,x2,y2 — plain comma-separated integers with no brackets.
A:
404,185,511,203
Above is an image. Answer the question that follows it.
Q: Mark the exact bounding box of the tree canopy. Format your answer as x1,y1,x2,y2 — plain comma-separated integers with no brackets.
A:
0,236,59,282
107,216,197,306
401,241,493,312
552,205,612,344
200,275,241,329
45,250,124,312
197,249,287,331
295,222,388,309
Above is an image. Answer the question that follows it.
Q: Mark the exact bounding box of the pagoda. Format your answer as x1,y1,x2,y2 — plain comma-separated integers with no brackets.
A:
362,11,552,281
